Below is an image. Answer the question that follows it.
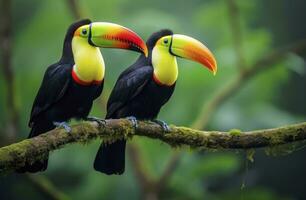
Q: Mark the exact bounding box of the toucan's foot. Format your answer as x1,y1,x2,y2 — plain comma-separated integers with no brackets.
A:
53,121,71,133
153,119,171,133
86,116,106,127
126,116,138,128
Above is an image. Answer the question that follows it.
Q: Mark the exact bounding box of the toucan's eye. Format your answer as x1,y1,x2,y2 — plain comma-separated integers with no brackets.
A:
163,38,169,45
81,29,87,35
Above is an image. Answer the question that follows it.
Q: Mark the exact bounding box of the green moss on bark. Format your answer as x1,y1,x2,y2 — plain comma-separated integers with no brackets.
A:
229,129,242,136
0,120,305,174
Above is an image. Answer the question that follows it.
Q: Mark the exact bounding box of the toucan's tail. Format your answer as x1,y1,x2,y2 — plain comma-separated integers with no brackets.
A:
94,140,126,175
16,123,53,173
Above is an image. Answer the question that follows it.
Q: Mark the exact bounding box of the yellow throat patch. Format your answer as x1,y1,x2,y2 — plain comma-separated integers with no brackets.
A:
72,37,105,85
152,45,178,86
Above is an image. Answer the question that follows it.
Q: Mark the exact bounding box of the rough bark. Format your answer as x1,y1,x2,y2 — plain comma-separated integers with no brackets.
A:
0,120,305,174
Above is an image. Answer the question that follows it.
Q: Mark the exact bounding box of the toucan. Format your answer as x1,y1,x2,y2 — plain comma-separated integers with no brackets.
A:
16,19,147,173
94,29,217,175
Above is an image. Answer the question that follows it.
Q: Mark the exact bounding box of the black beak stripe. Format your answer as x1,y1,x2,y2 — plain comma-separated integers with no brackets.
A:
88,23,97,47
168,35,176,56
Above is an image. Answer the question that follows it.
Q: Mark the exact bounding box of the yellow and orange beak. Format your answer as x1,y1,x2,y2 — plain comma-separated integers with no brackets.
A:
88,22,148,56
169,34,217,75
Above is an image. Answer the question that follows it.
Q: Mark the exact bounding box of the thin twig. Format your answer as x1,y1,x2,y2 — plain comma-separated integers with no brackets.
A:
26,174,70,200
192,38,306,130
156,151,181,189
0,0,19,141
66,0,83,19
127,144,154,193
226,0,246,70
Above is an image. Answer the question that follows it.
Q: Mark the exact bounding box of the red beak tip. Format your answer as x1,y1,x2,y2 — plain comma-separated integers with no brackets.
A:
203,60,217,76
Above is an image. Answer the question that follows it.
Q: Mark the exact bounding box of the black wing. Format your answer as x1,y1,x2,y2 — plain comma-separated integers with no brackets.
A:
29,63,72,127
93,80,104,100
106,65,153,118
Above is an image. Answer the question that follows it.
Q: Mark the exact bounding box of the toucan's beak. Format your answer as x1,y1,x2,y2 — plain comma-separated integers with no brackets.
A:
170,34,217,75
89,22,148,57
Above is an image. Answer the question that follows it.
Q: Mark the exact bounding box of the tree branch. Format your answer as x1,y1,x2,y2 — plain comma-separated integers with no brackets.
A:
226,0,246,70
65,0,83,19
156,151,181,188
0,0,19,141
192,38,306,130
0,119,305,174
154,0,248,189
152,30,306,197
127,144,156,198
25,174,70,200
0,1,69,197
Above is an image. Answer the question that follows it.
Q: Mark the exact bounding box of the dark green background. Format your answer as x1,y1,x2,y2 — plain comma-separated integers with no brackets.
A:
1,0,306,199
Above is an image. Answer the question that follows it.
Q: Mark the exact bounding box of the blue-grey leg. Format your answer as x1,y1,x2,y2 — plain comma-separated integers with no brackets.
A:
53,121,72,133
126,116,138,128
153,119,171,133
86,116,106,127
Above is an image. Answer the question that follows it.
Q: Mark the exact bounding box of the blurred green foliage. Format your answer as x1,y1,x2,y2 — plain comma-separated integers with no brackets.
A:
1,0,305,199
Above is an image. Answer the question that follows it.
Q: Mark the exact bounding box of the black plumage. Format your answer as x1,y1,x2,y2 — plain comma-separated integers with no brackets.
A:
17,19,103,173
94,29,175,175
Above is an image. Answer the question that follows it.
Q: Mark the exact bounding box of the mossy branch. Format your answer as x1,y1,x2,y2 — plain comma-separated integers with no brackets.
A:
0,120,306,174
